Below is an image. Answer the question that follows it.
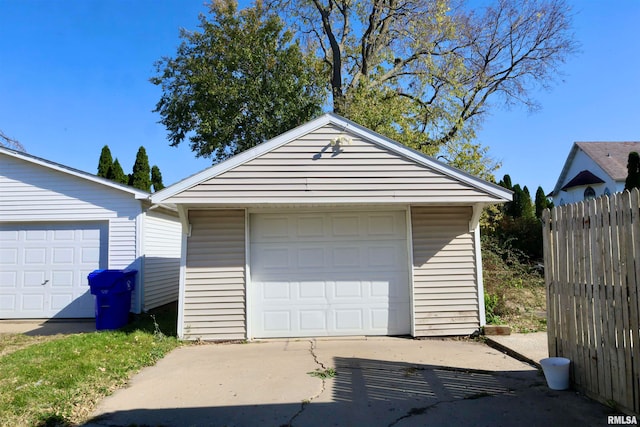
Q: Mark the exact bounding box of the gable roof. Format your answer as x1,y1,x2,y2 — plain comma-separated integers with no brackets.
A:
152,113,511,204
552,141,640,195
0,146,149,199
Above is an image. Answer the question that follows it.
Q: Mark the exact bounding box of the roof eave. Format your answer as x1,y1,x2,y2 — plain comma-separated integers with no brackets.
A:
0,146,150,199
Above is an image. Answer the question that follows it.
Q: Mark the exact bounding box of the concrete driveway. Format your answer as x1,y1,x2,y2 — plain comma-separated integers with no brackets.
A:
86,337,609,427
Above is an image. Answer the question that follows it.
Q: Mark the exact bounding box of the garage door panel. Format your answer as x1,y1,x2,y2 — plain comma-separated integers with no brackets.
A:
26,229,47,241
335,281,363,298
53,247,74,264
263,310,291,331
82,247,101,263
0,223,106,318
0,247,18,264
24,271,46,287
54,229,75,240
0,295,15,310
263,281,291,300
298,216,325,237
330,215,360,237
256,247,290,269
22,294,45,310
334,309,363,330
0,272,16,288
298,248,325,268
52,270,73,287
299,281,326,299
25,248,46,264
300,310,326,331
250,211,411,338
51,293,73,309
367,214,401,235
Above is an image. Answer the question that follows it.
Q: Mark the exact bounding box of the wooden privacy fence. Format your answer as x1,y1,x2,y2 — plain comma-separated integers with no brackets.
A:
542,188,640,414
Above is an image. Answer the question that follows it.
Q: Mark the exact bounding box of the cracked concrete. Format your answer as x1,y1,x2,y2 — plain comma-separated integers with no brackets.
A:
285,340,331,427
85,337,610,427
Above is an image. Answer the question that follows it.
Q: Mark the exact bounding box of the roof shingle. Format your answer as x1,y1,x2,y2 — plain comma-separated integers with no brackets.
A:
576,141,640,181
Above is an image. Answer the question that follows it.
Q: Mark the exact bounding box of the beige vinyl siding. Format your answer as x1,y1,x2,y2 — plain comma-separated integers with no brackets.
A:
142,210,181,310
169,124,497,204
183,210,246,340
411,206,480,336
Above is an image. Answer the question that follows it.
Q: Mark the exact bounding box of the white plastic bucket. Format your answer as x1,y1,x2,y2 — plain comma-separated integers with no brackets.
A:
540,357,570,390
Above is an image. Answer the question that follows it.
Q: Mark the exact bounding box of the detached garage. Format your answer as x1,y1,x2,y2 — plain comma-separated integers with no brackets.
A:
151,114,512,340
0,147,181,319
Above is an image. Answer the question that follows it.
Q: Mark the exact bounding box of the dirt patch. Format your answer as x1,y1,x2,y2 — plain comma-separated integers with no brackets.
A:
0,334,61,358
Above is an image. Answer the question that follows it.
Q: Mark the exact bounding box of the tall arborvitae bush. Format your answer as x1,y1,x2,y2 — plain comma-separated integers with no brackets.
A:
534,186,553,218
97,145,113,178
107,159,128,185
625,151,640,191
151,165,165,192
129,147,151,192
97,145,162,191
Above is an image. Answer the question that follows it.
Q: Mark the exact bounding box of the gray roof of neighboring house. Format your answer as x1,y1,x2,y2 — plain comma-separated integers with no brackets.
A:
552,141,640,196
576,141,640,181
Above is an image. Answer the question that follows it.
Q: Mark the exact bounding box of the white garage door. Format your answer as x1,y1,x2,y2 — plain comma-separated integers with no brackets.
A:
250,211,411,338
0,223,106,319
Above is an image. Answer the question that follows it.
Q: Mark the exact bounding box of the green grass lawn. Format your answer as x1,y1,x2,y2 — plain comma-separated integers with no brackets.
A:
0,304,181,427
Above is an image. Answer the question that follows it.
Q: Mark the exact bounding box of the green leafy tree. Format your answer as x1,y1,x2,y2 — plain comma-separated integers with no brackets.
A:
97,145,113,178
273,0,577,153
151,0,325,161
107,158,128,185
151,165,165,192
535,186,553,218
438,140,501,182
129,147,151,191
625,151,640,191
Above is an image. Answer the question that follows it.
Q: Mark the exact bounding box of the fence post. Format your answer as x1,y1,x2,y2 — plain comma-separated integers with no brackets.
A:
542,208,557,357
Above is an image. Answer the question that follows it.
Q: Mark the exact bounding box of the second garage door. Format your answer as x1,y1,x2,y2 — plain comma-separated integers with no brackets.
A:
0,223,106,318
250,211,411,338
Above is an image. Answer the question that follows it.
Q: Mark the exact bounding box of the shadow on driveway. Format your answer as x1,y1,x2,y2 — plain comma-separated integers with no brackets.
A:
84,343,610,427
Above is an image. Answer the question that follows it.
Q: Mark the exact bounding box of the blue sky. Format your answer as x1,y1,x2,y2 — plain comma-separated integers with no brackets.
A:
1,0,638,195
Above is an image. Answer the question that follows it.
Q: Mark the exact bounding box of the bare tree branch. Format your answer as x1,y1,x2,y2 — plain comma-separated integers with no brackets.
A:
0,129,25,152
271,0,578,149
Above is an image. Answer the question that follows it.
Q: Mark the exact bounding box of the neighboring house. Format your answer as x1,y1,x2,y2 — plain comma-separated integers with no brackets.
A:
151,113,512,341
0,147,181,319
551,141,640,206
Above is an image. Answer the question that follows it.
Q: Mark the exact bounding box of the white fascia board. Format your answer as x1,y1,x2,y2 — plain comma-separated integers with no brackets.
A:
551,143,579,196
160,196,505,206
0,146,149,199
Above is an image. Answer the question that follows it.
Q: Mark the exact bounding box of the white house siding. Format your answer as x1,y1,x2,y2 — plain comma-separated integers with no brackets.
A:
168,124,497,205
554,150,619,206
0,154,143,314
411,206,480,336
142,209,181,310
183,209,246,340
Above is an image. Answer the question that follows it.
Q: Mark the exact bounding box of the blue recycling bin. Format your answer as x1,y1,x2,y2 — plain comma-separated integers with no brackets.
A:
88,269,137,330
